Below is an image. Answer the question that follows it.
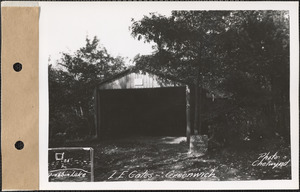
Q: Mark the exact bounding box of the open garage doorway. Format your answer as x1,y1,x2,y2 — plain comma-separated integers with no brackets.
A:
93,68,191,140
97,87,186,138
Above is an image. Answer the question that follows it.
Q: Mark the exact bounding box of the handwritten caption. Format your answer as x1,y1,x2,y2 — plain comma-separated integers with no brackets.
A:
49,169,88,178
252,152,290,169
108,169,216,180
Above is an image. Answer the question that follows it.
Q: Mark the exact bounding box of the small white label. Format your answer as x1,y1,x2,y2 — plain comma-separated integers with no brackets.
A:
55,152,64,160
135,78,143,86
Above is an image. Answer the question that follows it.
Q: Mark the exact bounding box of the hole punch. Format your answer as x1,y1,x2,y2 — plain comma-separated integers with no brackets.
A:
15,141,24,150
13,62,22,72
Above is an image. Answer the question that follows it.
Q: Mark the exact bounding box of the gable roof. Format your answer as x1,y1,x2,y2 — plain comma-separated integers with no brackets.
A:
96,66,231,99
97,66,189,87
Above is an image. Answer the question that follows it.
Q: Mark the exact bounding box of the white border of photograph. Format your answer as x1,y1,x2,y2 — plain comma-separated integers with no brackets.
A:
39,1,299,190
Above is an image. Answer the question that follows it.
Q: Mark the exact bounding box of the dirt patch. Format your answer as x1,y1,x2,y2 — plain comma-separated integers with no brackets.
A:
63,136,291,181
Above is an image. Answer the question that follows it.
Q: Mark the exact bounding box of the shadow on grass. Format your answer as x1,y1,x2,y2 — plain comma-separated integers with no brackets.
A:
60,136,291,181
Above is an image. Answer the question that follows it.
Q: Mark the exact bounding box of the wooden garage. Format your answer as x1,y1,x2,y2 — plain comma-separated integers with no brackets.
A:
93,67,191,142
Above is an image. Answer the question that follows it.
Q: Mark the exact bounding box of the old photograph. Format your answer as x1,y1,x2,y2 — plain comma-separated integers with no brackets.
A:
39,2,298,189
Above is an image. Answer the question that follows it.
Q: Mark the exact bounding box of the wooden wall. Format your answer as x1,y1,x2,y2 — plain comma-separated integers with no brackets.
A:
99,71,183,90
94,70,191,142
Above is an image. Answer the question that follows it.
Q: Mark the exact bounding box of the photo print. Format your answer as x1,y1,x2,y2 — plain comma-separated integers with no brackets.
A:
39,1,299,190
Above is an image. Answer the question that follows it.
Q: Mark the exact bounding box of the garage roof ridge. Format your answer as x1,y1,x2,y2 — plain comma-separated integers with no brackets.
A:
97,66,190,87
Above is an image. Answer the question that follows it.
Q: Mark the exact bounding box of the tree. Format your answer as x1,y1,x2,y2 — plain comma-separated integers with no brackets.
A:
131,10,290,146
219,11,290,141
131,11,230,134
49,36,125,142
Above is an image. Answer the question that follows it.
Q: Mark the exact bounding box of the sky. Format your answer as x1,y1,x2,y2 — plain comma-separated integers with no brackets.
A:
39,2,297,66
40,2,174,66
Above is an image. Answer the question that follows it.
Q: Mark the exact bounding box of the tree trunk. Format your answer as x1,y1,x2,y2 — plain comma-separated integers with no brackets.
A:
194,40,203,135
198,84,202,134
186,86,191,148
194,65,201,135
194,63,202,134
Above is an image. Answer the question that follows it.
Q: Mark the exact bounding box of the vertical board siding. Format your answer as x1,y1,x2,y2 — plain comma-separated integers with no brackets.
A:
99,72,183,90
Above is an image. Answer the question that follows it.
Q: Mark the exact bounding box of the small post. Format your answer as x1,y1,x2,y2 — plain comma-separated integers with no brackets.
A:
90,148,94,182
186,85,191,150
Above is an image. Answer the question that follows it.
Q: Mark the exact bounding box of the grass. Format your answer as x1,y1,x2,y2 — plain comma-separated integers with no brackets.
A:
62,136,291,181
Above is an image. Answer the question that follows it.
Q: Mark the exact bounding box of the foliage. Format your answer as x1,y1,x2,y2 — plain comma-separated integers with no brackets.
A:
130,11,290,146
49,36,125,142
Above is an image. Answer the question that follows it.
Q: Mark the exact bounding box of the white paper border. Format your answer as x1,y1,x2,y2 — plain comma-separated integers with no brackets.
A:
39,1,299,190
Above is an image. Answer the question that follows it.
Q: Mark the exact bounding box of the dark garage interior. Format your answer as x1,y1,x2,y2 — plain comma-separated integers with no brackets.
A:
97,87,186,138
